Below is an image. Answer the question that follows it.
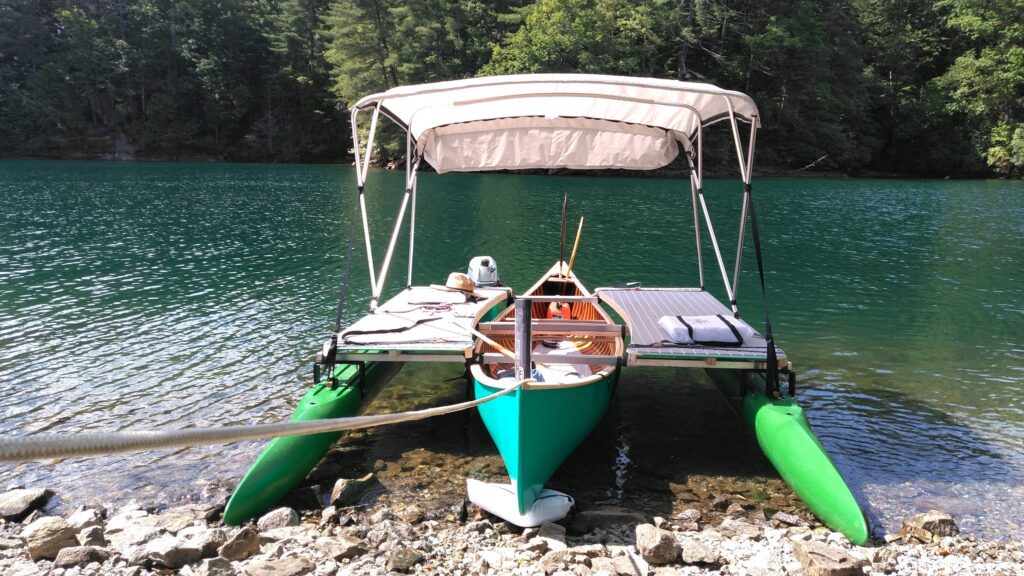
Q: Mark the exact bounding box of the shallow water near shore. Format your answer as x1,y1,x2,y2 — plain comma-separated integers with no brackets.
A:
1,160,1022,539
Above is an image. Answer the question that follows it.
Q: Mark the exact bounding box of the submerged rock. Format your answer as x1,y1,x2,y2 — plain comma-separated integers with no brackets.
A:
899,510,960,543
572,507,646,534
330,473,375,507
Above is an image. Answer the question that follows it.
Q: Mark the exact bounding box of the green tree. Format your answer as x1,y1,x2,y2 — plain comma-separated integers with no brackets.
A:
935,0,1024,174
482,0,674,76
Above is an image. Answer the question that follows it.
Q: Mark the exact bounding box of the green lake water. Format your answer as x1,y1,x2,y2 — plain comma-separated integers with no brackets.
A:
1,160,1022,538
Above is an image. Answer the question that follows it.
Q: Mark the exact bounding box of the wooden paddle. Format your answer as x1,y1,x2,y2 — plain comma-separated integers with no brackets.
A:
559,194,568,277
465,325,517,361
565,216,584,278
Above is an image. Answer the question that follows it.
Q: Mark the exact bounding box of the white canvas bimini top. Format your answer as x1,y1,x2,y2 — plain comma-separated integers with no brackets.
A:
352,74,760,173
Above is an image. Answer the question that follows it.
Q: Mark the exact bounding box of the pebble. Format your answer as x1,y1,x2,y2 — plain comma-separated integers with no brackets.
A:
0,485,1021,576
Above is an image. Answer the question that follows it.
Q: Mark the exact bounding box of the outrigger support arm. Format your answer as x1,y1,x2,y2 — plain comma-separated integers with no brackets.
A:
690,126,705,290
689,155,738,313
353,103,382,296
351,103,422,311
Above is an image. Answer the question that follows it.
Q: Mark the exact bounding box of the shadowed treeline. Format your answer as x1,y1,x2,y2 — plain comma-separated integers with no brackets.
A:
1,0,1020,176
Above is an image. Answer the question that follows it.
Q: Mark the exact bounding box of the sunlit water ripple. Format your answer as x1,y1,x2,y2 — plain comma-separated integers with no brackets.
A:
1,161,1022,539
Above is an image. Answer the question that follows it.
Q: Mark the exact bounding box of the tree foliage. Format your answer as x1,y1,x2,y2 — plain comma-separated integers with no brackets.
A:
0,0,1021,174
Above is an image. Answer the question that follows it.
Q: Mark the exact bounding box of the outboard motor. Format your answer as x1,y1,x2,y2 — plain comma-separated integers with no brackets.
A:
467,256,500,287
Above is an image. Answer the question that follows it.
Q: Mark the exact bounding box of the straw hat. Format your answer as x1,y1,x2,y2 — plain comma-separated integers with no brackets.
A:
431,272,488,300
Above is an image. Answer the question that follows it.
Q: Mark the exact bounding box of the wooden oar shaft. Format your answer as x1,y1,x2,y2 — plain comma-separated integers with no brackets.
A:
566,216,584,277
559,194,568,277
465,325,516,361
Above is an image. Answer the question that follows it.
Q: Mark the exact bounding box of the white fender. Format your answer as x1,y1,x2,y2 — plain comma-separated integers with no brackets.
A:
466,478,574,527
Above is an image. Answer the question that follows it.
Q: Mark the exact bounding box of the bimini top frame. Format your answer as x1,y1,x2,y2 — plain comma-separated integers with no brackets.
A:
349,73,760,318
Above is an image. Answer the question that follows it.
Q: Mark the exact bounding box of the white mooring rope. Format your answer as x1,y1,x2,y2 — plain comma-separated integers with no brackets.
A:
0,378,532,462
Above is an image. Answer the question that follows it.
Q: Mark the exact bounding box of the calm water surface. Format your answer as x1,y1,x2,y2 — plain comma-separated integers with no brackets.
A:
1,160,1022,538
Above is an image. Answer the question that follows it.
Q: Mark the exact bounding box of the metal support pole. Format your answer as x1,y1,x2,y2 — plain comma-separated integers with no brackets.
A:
687,154,705,289
514,299,532,382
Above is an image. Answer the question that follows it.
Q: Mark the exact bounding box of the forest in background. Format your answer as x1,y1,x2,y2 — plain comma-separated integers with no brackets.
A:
1,0,1021,176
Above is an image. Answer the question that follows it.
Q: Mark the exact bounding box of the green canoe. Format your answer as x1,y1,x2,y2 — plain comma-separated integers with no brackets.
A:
709,370,869,545
223,361,400,525
469,262,623,515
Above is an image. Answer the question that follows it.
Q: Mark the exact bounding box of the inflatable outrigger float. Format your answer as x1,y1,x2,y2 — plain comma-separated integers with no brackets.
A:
224,74,869,545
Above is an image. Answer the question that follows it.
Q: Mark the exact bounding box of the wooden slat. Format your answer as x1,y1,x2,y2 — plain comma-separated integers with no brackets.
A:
481,353,621,365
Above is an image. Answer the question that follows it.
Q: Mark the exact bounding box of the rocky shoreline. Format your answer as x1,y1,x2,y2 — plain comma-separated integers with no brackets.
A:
1,480,1021,576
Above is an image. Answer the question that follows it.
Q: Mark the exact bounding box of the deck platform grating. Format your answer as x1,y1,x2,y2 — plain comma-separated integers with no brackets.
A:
595,287,787,369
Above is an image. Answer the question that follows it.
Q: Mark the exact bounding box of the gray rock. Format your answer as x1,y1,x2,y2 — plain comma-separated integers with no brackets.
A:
634,524,679,565
152,507,198,534
718,517,761,540
538,521,568,550
572,508,646,533
315,535,367,560
591,556,639,576
678,535,719,565
899,510,960,543
258,525,317,545
521,537,549,553
145,534,203,569
77,525,106,547
0,488,54,521
53,545,112,568
319,505,338,526
0,536,23,549
676,508,702,523
217,526,259,561
66,508,103,531
241,557,313,576
21,516,79,560
256,507,299,531
539,549,573,572
108,524,164,552
463,520,494,534
569,543,608,558
792,541,869,576
179,525,227,557
194,557,236,576
105,507,151,534
108,525,166,565
396,505,424,523
387,546,424,572
771,511,808,527
330,473,375,507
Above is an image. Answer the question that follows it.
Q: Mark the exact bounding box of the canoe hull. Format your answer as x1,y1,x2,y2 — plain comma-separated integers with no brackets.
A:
708,370,869,545
473,374,614,515
223,361,400,525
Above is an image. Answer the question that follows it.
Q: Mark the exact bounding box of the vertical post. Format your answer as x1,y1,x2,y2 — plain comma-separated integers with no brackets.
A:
514,299,532,382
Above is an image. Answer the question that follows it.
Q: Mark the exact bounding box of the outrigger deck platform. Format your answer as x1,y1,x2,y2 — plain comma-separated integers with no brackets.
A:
332,285,511,363
596,287,789,370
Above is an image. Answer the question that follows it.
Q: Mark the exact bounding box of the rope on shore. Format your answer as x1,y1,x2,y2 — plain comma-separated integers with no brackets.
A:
0,378,532,463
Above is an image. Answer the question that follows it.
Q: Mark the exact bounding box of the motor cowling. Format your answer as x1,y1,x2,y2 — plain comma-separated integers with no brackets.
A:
467,256,500,287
